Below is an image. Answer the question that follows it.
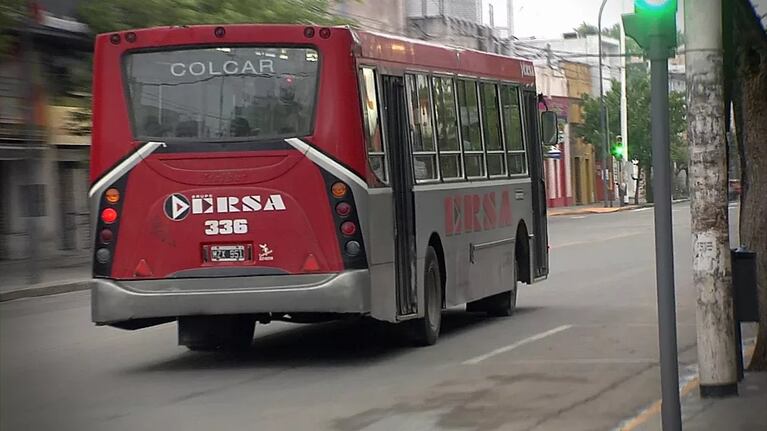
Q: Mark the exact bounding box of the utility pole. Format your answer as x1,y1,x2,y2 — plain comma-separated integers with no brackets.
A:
685,0,738,397
623,0,682,428
598,0,610,208
20,0,41,284
619,15,630,205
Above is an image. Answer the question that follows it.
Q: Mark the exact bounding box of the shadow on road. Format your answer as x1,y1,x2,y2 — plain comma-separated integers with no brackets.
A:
121,307,542,373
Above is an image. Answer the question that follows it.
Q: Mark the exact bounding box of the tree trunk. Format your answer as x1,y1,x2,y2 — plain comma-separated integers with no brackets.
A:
687,0,738,389
738,46,767,371
644,164,654,203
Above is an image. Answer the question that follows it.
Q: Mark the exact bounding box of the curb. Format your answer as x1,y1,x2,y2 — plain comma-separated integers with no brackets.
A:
0,280,90,302
550,199,689,217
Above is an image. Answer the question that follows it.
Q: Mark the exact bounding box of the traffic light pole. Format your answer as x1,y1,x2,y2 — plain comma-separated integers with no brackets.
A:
648,35,682,431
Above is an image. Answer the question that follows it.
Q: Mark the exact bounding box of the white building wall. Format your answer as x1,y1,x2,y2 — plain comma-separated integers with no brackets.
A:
522,35,621,97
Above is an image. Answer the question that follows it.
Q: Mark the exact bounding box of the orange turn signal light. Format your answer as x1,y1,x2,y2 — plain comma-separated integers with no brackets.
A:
105,188,120,204
331,182,348,198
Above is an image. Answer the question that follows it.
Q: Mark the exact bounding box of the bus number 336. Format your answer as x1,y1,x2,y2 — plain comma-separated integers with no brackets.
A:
204,219,248,235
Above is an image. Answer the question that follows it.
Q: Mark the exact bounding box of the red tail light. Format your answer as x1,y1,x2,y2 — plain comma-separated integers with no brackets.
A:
101,208,117,224
340,221,357,236
336,202,352,217
99,229,113,244
301,254,321,272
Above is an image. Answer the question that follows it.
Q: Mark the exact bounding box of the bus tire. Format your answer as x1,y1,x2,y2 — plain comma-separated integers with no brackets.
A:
406,246,442,346
179,315,256,352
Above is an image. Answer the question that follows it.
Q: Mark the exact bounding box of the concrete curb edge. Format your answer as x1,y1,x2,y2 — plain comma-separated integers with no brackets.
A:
550,199,690,217
0,280,90,302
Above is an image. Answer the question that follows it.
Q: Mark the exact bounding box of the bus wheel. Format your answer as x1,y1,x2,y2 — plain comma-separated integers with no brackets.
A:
466,261,518,317
406,246,442,346
179,315,256,352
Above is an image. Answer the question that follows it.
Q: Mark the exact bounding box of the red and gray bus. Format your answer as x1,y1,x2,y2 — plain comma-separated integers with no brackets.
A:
89,24,557,349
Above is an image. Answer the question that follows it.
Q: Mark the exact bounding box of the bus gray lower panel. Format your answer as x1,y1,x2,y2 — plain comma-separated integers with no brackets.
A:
91,270,371,324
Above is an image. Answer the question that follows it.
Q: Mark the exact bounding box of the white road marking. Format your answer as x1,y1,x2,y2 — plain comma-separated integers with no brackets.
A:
571,216,587,219
632,207,652,212
503,358,658,365
462,325,572,365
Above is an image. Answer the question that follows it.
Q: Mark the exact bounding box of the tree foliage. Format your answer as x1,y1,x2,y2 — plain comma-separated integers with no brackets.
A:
79,0,347,34
0,0,24,58
573,22,599,37
577,66,686,202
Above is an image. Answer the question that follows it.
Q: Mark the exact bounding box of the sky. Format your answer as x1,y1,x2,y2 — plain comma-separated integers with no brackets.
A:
483,0,631,38
483,0,692,39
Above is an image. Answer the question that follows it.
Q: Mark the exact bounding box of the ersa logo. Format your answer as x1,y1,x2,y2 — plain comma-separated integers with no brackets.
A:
163,193,287,221
521,63,535,77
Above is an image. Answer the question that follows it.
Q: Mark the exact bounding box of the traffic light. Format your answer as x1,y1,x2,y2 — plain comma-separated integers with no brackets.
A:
611,136,625,161
622,0,678,54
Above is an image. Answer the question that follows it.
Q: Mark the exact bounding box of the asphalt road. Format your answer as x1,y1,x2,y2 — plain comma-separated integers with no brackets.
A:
0,203,741,431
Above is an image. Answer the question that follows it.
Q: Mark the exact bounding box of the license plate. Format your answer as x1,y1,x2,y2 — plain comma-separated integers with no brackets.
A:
209,245,246,262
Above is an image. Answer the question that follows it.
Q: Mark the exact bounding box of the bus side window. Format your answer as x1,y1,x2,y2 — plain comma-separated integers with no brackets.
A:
479,82,506,177
359,67,387,184
405,74,438,181
431,76,462,180
501,85,528,176
456,79,485,178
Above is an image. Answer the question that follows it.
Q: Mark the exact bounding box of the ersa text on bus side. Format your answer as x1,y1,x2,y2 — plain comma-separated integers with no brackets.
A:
444,190,515,236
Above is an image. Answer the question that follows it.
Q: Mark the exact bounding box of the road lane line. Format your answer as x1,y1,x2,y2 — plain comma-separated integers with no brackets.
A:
462,325,572,365
571,216,587,219
550,231,645,249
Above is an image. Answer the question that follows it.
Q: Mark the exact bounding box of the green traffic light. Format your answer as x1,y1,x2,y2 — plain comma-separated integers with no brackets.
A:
635,0,677,14
611,143,625,160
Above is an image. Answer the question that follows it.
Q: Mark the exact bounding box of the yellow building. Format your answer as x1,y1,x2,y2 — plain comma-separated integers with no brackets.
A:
562,61,596,205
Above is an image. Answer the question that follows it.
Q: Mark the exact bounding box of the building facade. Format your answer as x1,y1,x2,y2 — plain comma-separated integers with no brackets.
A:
0,1,91,261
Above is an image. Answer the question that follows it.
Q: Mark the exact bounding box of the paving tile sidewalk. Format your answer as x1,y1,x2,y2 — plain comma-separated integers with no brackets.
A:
637,371,767,431
0,254,90,301
548,203,643,216
548,199,690,217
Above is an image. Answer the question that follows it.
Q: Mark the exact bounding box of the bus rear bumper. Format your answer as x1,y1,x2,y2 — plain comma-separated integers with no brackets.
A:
91,270,371,325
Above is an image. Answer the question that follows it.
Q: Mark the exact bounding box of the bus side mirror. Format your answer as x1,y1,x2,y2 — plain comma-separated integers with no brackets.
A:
541,111,558,146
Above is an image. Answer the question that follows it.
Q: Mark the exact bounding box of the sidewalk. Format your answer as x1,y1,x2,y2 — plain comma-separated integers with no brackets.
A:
548,202,644,216
0,254,90,302
634,371,767,431
548,198,690,217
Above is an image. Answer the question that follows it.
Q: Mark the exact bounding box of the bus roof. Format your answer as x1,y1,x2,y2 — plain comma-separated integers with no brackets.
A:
96,24,535,86
352,28,536,84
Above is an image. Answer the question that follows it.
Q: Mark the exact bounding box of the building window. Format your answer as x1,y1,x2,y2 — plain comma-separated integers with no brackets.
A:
359,67,386,183
479,82,506,177
456,79,484,178
406,74,438,181
501,85,527,175
432,76,461,179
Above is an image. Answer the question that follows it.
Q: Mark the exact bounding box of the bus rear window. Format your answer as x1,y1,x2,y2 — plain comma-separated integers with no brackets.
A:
124,47,319,140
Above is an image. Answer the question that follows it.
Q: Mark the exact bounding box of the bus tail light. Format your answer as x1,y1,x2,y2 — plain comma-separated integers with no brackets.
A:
331,182,348,198
214,26,226,38
335,202,352,217
345,241,361,256
319,27,331,39
105,188,120,203
95,248,111,264
101,208,118,224
302,254,321,272
125,32,137,43
99,229,113,244
340,221,357,236
304,27,315,38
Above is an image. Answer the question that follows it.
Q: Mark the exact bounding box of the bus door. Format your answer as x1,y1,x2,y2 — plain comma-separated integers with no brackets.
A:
381,75,418,317
522,91,550,279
